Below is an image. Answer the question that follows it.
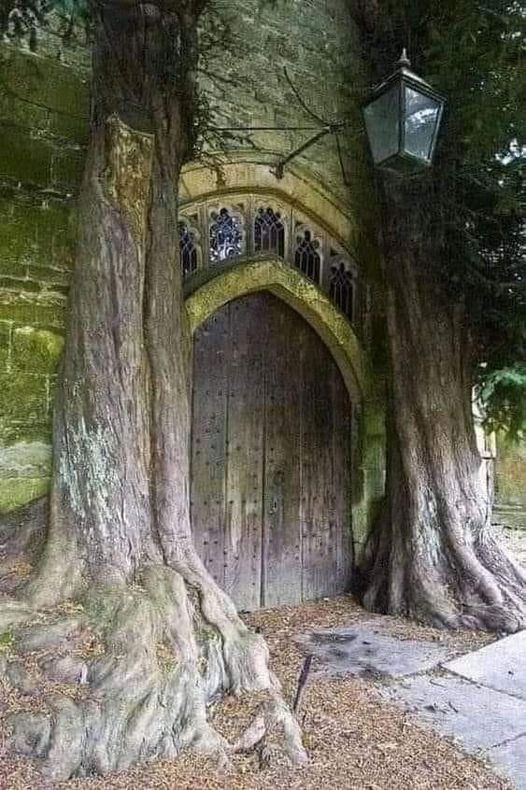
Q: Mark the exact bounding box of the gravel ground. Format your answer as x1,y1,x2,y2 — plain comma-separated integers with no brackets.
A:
2,528,525,790
502,526,526,567
0,594,510,790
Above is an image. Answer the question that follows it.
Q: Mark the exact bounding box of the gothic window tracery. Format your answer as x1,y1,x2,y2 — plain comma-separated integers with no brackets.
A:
294,227,321,283
254,206,285,257
329,256,356,322
209,207,244,264
178,219,200,278
179,195,363,331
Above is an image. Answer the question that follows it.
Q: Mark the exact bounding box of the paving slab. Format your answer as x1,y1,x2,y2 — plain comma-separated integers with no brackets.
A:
444,631,526,700
383,674,526,752
486,735,526,790
296,623,450,678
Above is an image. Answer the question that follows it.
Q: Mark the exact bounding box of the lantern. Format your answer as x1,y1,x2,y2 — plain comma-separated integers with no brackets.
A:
363,50,445,174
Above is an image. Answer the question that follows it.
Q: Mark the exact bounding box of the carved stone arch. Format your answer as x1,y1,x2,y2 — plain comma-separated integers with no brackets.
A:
179,159,358,254
184,256,386,551
185,256,369,404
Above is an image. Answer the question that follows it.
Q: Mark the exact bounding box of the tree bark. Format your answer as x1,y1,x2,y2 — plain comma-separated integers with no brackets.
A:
1,1,306,779
360,178,526,632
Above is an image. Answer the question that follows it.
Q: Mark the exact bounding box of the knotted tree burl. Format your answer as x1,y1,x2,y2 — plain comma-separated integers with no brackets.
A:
0,0,306,779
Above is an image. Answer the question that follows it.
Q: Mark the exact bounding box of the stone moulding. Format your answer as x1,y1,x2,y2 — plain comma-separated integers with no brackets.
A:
185,256,386,549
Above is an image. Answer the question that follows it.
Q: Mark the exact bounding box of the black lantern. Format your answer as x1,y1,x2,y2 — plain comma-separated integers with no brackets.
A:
363,50,445,175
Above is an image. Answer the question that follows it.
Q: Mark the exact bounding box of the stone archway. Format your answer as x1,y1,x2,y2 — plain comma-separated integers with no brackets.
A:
185,256,372,405
185,257,385,579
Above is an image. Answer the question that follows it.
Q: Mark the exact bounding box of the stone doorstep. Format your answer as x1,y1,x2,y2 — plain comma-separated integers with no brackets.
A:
297,622,451,679
443,631,526,702
485,734,526,790
297,623,526,788
383,674,526,752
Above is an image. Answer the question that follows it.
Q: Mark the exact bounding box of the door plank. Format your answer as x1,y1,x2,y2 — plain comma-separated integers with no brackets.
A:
262,295,303,607
223,296,265,611
191,292,353,611
191,308,229,590
300,317,353,600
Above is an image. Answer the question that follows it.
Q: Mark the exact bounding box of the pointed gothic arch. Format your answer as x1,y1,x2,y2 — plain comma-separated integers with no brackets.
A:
184,256,385,552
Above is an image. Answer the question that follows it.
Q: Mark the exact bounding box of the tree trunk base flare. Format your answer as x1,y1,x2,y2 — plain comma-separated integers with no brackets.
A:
0,550,306,781
359,428,526,634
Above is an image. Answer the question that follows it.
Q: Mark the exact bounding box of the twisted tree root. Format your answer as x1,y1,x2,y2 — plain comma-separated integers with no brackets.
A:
2,562,306,780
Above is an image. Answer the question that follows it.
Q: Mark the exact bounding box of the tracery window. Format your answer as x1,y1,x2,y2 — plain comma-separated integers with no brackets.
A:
329,258,356,322
254,207,285,257
179,219,199,278
209,207,244,264
294,227,321,283
178,195,363,331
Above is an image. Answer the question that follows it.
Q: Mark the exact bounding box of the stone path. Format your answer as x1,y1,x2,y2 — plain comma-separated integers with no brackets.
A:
298,622,526,788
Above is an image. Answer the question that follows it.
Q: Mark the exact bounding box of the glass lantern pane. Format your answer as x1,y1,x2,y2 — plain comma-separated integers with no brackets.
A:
364,84,400,164
404,87,441,161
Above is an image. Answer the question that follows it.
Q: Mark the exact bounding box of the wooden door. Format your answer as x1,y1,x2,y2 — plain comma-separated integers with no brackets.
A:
191,292,352,611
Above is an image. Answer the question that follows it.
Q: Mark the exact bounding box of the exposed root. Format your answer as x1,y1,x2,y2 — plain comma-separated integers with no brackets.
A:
361,513,526,634
3,562,307,780
0,499,47,594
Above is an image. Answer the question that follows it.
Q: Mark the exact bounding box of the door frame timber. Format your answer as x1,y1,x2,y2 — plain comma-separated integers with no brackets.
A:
185,256,386,557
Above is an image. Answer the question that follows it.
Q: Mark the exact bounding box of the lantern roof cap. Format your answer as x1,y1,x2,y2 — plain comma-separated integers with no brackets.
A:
371,49,442,98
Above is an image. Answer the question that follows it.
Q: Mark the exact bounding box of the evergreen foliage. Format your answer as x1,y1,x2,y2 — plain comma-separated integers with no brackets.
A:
351,0,525,437
2,0,525,436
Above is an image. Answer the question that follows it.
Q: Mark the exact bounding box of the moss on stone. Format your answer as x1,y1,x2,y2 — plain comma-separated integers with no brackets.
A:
0,441,52,478
0,321,12,370
0,476,50,513
0,294,66,331
0,46,89,120
51,148,85,191
0,371,50,445
11,326,64,374
0,123,54,186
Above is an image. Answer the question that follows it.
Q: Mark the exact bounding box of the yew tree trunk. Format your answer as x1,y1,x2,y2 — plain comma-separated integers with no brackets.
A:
361,178,526,632
0,1,305,779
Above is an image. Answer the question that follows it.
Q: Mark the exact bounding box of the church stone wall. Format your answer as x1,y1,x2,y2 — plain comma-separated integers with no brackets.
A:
494,437,526,531
0,37,89,510
0,1,374,511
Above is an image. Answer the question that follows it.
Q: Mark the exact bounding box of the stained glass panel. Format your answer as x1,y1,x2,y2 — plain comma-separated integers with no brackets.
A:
209,207,243,264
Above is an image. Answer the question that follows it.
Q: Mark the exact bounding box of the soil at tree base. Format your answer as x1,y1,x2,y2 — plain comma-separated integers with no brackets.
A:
0,595,509,790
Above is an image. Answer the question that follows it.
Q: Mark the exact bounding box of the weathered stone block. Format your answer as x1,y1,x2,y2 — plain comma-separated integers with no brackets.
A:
0,441,52,479
0,321,12,371
0,293,66,331
0,46,89,119
11,326,64,374
50,148,85,191
0,476,50,513
0,124,54,186
0,93,50,134
48,109,88,145
0,372,50,444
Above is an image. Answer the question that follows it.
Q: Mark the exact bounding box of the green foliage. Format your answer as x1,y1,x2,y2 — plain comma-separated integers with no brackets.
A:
350,0,525,435
0,0,88,47
478,363,526,440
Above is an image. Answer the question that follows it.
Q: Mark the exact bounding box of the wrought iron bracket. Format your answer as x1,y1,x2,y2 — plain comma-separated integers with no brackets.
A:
273,121,351,180
209,67,361,185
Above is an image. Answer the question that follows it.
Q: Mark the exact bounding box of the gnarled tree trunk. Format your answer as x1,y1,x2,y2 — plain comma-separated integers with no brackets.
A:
0,1,305,779
360,178,526,632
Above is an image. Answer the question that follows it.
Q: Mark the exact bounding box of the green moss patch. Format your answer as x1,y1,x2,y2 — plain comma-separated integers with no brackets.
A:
12,326,64,374
0,476,50,513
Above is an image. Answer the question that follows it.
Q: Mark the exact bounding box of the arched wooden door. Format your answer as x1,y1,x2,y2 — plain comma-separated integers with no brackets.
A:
191,292,352,611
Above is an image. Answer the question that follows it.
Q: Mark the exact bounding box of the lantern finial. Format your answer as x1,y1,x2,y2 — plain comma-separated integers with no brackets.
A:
397,48,411,68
